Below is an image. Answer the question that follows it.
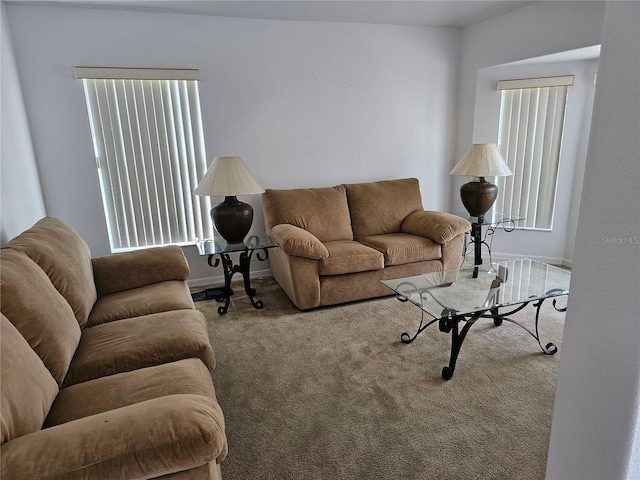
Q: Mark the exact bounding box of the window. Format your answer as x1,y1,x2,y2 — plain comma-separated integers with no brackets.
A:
494,75,573,230
76,67,212,252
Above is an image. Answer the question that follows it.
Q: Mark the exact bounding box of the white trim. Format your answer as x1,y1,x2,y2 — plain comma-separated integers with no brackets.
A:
497,75,574,90
75,66,199,81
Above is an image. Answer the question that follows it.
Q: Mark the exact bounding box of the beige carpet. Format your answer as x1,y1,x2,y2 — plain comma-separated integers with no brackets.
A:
195,277,566,480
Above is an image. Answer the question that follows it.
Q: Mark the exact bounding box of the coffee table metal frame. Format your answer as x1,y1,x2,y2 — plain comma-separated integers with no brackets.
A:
382,259,570,380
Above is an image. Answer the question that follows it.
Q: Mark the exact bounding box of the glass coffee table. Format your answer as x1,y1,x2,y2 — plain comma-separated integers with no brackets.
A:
194,232,278,314
381,259,571,380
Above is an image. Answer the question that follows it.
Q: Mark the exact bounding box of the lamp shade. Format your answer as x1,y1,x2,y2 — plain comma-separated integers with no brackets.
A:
194,156,264,197
449,144,512,177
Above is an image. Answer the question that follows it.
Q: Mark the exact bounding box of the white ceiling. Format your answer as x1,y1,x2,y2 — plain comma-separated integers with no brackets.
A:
9,0,538,27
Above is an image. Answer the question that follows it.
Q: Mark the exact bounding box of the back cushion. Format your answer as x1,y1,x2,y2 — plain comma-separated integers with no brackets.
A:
6,217,96,327
263,185,353,242
345,178,424,239
0,249,82,385
1,314,59,443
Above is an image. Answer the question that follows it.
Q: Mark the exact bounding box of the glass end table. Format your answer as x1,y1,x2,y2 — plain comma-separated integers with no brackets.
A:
456,211,525,266
193,232,278,314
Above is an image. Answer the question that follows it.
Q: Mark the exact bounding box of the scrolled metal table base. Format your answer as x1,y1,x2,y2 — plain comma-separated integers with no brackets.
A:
206,246,270,315
396,284,566,380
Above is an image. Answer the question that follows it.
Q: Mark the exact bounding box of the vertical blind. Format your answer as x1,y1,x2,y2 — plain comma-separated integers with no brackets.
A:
76,67,212,251
494,76,573,231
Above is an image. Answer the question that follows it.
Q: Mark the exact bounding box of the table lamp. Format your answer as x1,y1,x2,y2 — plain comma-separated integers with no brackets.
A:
194,156,265,244
449,143,512,217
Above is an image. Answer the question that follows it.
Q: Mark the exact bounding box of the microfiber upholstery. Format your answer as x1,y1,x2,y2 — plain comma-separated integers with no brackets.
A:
263,178,470,310
345,178,424,238
263,185,353,242
64,309,215,387
1,315,58,444
319,241,384,275
45,359,219,427
6,217,96,327
270,224,330,260
401,210,472,244
92,246,191,297
88,281,195,327
0,249,81,385
358,233,442,266
42,359,228,468
1,217,226,480
1,395,226,480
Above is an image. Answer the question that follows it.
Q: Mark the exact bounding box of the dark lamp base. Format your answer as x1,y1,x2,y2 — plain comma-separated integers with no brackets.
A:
212,196,253,244
460,177,498,217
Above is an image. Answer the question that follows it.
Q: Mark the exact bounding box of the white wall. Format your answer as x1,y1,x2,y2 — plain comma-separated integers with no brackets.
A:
456,2,606,266
546,2,640,478
457,1,606,161
4,4,459,283
0,2,46,243
471,57,598,266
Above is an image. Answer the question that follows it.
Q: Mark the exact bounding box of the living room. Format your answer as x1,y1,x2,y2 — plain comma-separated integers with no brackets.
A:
1,1,638,479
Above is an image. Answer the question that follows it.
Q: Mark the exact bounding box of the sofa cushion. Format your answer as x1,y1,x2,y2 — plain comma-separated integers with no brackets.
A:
319,241,384,276
358,233,442,266
6,217,96,327
0,249,81,385
263,185,353,242
64,309,215,386
1,395,227,480
87,280,195,327
345,178,424,239
45,358,220,427
92,245,191,297
1,314,59,443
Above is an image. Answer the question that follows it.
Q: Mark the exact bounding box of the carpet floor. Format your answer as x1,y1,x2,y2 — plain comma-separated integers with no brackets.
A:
195,276,566,480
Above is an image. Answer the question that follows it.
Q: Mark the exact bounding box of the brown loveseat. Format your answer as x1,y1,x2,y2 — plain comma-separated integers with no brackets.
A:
0,217,227,479
263,178,471,310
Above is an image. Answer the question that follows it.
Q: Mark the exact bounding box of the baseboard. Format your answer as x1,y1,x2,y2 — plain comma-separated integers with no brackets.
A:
187,268,273,288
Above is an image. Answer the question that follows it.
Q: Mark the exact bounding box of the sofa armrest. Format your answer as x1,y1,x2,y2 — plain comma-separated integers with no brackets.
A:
401,211,471,244
1,394,227,480
270,224,330,260
92,245,190,297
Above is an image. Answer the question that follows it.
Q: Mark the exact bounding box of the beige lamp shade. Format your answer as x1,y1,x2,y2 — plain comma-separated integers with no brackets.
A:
194,156,265,196
449,144,512,177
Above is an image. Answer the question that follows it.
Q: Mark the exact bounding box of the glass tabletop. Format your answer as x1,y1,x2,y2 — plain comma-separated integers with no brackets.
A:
196,232,278,256
456,211,525,226
381,259,570,319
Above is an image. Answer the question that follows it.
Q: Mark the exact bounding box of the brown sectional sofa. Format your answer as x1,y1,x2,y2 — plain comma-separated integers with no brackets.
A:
263,178,471,310
0,217,227,479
